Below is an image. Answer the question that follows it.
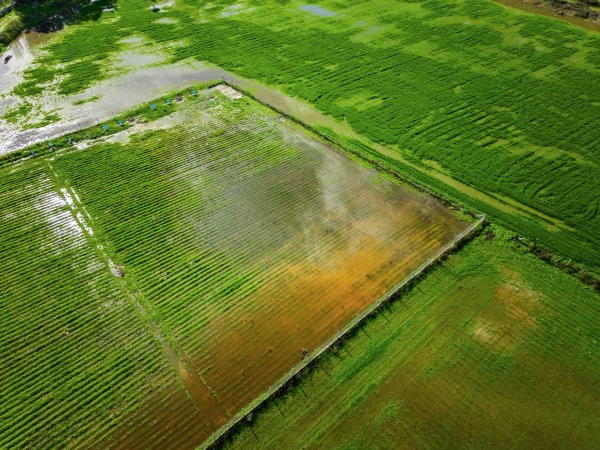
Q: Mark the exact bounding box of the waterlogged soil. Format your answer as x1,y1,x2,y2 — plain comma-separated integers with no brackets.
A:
0,29,357,155
0,55,350,155
195,124,466,414
0,32,56,85
298,4,337,17
50,93,471,448
0,58,226,153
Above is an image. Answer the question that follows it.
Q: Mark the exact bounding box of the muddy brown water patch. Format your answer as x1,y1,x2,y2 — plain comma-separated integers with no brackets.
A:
96,380,211,450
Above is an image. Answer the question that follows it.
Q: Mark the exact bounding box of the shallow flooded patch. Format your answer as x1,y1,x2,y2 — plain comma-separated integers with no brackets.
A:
220,4,256,18
299,4,337,17
156,17,178,24
1,61,358,156
0,32,55,80
1,60,220,154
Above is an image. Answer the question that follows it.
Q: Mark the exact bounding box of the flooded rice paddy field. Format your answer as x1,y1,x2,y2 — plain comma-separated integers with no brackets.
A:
1,89,470,448
3,0,600,274
0,0,599,448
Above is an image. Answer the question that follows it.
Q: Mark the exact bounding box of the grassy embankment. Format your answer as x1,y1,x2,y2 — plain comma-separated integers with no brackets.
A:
224,227,600,449
0,10,23,52
6,0,600,274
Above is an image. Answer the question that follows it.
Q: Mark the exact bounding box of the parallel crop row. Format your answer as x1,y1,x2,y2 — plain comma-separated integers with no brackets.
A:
0,162,202,449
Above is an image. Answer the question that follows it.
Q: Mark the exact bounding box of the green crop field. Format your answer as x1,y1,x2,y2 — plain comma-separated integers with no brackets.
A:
0,89,469,448
5,0,600,271
225,228,600,449
2,0,600,448
0,155,208,449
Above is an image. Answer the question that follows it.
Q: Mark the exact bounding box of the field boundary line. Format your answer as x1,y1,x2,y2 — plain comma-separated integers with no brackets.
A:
218,81,480,220
200,213,486,449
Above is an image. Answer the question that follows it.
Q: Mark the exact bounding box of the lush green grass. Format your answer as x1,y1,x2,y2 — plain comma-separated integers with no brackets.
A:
224,227,600,449
11,0,600,272
0,11,24,51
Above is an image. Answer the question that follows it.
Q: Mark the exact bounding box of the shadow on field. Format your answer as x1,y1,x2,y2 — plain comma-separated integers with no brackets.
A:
14,0,115,34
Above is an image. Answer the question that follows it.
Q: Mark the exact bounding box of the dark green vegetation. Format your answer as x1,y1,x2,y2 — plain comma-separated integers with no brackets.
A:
535,0,600,20
14,0,107,25
11,0,600,273
1,0,115,50
225,227,600,449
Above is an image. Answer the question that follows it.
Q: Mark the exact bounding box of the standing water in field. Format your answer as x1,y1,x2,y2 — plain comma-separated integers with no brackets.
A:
298,4,338,17
48,92,471,448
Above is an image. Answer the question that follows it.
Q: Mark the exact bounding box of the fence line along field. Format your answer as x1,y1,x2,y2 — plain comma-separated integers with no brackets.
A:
225,227,600,450
0,89,471,448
